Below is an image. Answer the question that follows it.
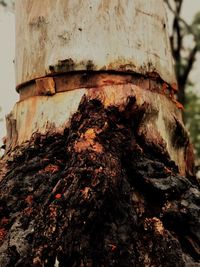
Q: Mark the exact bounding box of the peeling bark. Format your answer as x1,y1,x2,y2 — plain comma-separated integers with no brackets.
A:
5,79,188,176
0,97,199,266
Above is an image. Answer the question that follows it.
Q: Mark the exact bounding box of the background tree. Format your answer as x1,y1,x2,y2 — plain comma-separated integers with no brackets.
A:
165,0,200,105
185,90,200,161
165,0,200,161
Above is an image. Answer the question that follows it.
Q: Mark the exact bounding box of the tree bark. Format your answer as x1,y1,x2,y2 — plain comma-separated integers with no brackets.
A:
0,1,199,266
0,93,200,266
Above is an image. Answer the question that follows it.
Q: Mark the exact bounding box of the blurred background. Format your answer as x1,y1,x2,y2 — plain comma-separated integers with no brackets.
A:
0,0,200,170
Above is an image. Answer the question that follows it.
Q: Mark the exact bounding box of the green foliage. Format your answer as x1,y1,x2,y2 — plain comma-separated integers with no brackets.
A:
185,90,200,159
191,11,200,42
190,11,200,51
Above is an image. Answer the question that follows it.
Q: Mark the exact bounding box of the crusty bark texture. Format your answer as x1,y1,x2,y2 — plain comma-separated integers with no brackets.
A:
0,97,199,266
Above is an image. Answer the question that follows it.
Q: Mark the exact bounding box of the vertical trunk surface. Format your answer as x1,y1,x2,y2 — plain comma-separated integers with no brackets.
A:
0,0,199,266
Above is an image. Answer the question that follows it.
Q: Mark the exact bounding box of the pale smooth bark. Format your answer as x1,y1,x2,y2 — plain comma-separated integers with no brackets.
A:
16,0,176,87
9,0,187,173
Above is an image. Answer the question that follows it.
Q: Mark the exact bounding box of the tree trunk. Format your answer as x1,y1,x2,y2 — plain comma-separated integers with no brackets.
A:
0,1,199,266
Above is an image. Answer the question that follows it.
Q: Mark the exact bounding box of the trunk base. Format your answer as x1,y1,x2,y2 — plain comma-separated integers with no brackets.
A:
0,97,199,266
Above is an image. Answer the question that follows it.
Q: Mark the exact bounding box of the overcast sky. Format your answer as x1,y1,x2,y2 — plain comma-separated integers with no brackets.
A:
0,1,200,146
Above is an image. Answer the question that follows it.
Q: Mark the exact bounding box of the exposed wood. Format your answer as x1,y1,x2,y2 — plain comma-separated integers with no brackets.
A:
19,73,177,101
35,77,56,96
6,80,189,176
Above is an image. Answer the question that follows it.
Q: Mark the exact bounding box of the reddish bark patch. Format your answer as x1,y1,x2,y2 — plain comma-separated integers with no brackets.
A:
74,128,103,153
55,194,62,199
0,228,7,242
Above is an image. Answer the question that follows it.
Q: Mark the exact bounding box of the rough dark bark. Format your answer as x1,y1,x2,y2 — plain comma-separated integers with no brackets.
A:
0,97,200,266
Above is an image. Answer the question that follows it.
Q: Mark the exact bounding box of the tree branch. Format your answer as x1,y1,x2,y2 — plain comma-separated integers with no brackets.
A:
164,0,198,41
179,45,198,88
176,0,183,14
